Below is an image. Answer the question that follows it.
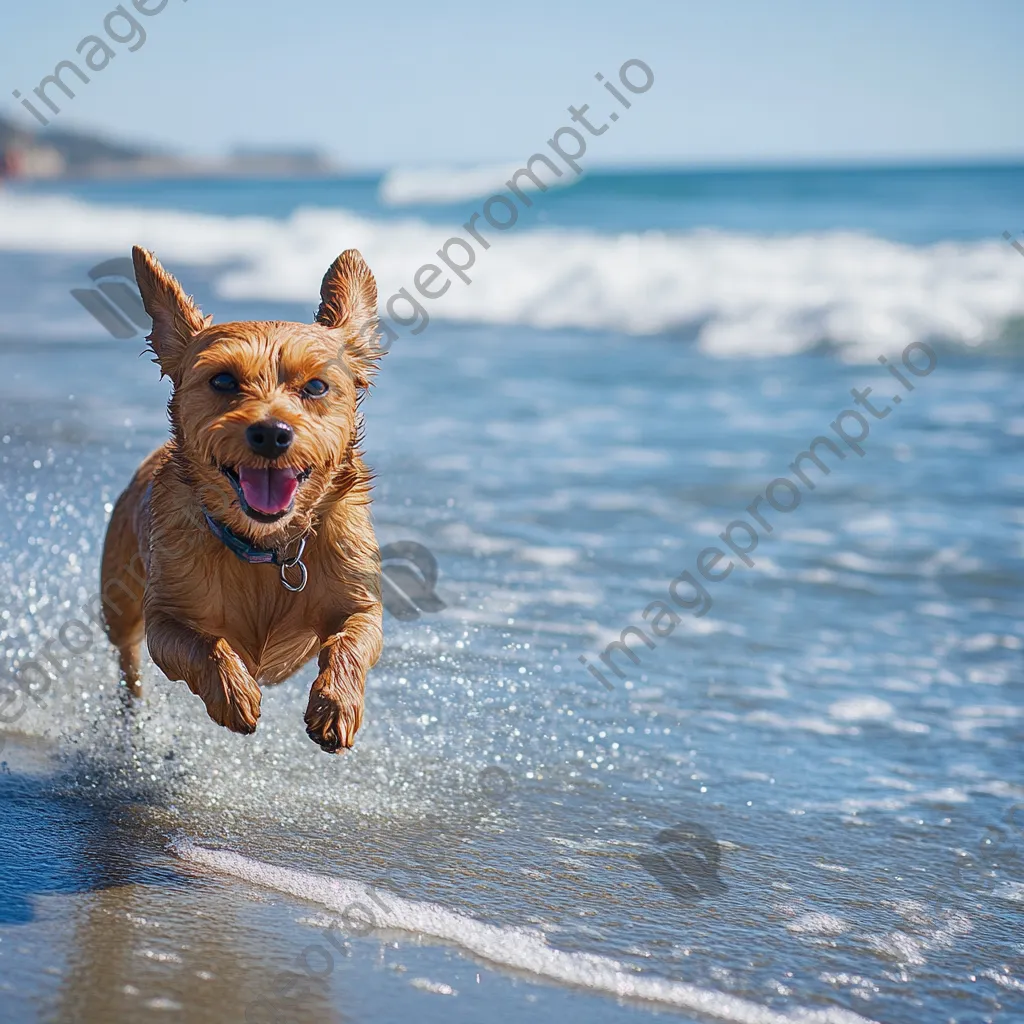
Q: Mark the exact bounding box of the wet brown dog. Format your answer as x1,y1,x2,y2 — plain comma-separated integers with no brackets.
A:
100,246,383,752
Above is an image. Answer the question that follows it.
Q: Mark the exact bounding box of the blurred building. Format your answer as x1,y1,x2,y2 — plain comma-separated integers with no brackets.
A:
1,143,66,179
226,146,337,176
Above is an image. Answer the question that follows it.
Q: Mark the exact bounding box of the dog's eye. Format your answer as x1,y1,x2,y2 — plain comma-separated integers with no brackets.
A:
210,373,239,394
302,379,329,398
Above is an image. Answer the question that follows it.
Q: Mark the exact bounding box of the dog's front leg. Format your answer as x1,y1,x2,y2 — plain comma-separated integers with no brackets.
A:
305,609,383,753
146,614,262,734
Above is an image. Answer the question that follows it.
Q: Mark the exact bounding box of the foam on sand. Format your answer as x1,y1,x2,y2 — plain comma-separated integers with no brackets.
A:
1,192,1021,360
172,840,876,1024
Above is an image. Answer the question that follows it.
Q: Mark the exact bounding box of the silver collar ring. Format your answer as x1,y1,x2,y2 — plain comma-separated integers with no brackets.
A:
277,536,308,593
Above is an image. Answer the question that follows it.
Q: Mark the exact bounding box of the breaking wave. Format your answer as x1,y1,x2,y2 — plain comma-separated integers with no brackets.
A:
0,191,1021,360
378,163,569,205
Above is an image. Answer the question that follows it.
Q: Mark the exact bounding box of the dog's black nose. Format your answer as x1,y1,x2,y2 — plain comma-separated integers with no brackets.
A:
245,420,294,459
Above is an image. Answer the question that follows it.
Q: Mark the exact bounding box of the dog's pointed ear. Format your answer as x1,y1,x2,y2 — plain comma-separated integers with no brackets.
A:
132,245,210,380
315,249,381,388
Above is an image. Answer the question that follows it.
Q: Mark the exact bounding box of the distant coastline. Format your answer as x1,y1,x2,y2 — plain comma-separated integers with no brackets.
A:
0,114,341,181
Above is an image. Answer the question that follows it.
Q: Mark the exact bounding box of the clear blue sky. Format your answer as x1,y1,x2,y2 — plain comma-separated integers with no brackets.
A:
2,0,1022,168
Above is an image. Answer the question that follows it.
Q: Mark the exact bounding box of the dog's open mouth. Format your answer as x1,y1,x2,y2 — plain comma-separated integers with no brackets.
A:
221,465,312,522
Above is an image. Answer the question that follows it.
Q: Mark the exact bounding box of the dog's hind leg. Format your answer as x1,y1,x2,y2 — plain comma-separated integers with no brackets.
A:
100,493,146,700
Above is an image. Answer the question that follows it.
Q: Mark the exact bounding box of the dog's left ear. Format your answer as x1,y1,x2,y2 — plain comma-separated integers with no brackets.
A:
132,245,211,381
315,250,380,388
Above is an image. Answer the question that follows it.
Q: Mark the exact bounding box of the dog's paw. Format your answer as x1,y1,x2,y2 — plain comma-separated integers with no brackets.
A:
201,641,262,735
304,683,363,753
207,681,261,735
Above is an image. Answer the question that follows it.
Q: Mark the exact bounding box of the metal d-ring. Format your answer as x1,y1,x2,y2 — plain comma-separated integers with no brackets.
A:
277,536,308,593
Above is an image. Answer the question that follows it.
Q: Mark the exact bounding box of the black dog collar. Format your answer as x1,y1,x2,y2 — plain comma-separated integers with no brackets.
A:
202,509,308,592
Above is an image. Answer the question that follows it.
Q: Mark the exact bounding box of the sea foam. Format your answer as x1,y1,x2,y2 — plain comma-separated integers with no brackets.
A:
0,192,1020,360
172,840,876,1024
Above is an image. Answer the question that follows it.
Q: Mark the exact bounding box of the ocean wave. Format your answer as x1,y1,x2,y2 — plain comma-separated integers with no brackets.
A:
172,840,875,1024
378,164,570,206
0,192,1021,359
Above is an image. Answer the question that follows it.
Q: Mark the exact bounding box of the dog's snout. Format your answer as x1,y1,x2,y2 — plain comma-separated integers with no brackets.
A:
245,420,294,459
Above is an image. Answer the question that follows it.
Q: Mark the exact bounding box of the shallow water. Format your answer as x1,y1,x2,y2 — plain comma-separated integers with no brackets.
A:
0,171,1022,1023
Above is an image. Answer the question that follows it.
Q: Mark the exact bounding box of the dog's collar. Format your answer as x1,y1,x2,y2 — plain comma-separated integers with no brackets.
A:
202,509,309,592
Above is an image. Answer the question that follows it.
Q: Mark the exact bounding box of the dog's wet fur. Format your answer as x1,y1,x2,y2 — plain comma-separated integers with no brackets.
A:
100,246,383,752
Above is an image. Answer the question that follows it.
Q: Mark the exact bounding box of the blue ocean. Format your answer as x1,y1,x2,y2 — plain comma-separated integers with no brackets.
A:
0,164,1022,1024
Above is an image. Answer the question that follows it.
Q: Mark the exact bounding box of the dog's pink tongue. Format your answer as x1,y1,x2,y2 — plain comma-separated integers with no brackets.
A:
238,466,299,515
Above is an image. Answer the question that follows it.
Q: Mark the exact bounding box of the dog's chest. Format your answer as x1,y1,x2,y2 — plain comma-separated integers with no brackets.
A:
200,588,321,684
232,618,321,685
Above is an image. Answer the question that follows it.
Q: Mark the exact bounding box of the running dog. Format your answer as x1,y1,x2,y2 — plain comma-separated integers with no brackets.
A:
100,246,383,752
